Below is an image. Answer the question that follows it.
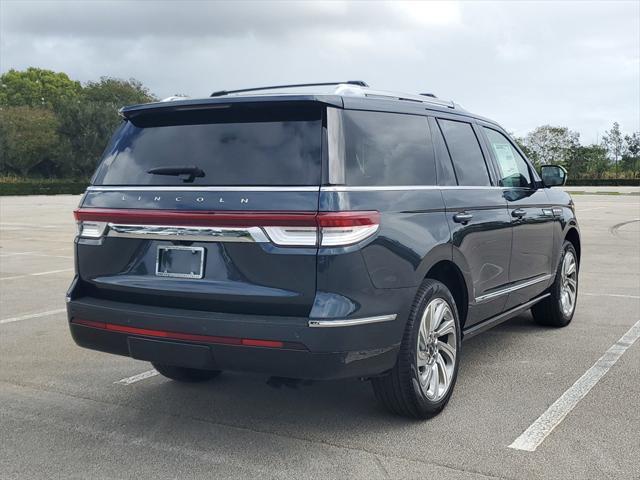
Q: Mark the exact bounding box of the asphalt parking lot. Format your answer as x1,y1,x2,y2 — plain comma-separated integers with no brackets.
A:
1,193,639,479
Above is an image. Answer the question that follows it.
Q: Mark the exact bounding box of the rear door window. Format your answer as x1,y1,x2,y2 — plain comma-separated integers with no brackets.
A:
483,127,532,188
337,110,435,186
437,119,491,186
93,104,322,186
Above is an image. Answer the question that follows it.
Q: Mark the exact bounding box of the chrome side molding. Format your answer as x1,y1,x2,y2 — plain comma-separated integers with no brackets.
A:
308,314,397,328
475,274,553,303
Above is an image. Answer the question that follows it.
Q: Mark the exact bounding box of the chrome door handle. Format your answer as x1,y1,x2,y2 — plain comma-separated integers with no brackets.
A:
512,208,526,218
453,212,473,224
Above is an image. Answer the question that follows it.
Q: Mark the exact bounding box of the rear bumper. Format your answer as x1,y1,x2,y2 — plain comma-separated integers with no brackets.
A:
67,296,403,380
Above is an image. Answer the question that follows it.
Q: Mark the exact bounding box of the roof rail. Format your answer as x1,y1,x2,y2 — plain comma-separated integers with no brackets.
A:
358,88,455,109
210,81,369,97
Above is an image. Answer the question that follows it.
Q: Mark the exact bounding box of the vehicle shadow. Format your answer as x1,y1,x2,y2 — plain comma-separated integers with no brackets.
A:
119,312,543,437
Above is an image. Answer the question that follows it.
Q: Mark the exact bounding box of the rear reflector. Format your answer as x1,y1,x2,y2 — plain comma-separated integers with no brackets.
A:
74,209,380,246
72,318,301,350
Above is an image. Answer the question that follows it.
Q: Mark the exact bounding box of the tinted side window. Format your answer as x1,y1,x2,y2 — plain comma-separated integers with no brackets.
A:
483,127,532,188
438,119,491,186
342,110,435,186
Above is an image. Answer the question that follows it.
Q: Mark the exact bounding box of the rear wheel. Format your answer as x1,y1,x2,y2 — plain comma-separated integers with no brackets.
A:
532,241,579,327
372,279,461,419
152,363,221,382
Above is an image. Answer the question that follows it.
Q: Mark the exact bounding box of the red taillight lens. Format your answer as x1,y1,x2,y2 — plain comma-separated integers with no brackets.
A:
317,211,380,227
74,208,317,227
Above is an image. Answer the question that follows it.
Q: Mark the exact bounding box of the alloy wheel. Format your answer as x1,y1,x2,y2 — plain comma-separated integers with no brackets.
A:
560,250,578,316
416,298,457,401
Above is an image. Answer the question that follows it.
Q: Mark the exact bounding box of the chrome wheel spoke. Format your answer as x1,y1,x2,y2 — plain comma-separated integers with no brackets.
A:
431,300,445,331
421,361,433,387
437,340,456,362
428,363,439,397
436,353,448,390
435,318,455,337
417,350,430,368
565,260,576,276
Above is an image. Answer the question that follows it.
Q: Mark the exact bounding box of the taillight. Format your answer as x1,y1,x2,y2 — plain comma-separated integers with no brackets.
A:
263,212,379,247
73,209,380,247
317,211,380,247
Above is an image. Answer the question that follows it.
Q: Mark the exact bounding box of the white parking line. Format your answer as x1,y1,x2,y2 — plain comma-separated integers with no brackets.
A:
509,319,640,452
0,269,74,281
0,308,66,325
115,369,159,385
583,293,640,300
0,251,73,259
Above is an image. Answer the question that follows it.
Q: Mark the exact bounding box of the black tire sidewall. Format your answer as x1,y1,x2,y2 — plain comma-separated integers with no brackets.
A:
552,241,579,323
404,280,462,415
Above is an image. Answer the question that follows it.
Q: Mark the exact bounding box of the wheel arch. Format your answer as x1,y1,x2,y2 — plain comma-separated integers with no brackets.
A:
425,260,469,328
564,227,581,264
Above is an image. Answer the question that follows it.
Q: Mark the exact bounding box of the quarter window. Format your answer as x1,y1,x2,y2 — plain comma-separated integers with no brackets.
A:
438,119,491,186
483,128,532,188
338,110,435,186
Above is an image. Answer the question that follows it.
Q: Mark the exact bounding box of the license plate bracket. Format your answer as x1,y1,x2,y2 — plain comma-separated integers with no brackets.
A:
156,246,205,279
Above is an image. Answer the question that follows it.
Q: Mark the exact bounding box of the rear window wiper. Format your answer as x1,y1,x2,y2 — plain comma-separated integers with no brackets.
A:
147,166,205,183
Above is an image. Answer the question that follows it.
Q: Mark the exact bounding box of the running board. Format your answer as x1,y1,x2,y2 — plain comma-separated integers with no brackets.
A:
462,293,551,340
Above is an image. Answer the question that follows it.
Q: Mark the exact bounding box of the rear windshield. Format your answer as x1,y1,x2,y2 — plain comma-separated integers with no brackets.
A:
92,104,322,186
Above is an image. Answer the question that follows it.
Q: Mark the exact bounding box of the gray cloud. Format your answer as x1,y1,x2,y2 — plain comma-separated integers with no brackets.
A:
1,0,638,143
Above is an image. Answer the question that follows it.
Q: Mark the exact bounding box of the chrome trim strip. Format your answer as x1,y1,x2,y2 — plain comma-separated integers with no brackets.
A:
320,185,506,192
308,314,397,328
107,224,269,243
475,274,553,303
87,185,512,193
87,186,320,192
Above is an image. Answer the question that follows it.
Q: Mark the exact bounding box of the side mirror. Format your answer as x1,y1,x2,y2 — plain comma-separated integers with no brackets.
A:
540,165,567,187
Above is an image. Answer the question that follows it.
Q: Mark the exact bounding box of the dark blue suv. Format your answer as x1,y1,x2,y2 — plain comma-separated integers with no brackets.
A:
67,81,580,418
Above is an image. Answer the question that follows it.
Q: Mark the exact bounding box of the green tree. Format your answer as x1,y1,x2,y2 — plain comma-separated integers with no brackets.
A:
621,132,640,178
602,122,624,177
0,67,81,110
0,106,68,176
83,77,155,105
523,125,580,166
55,77,156,176
578,144,609,179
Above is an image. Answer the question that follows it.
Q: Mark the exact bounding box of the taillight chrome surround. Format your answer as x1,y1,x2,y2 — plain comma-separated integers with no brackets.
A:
74,209,380,247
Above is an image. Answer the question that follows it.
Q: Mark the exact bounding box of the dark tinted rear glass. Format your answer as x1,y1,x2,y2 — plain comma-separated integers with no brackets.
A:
438,119,491,186
93,104,322,186
342,110,435,186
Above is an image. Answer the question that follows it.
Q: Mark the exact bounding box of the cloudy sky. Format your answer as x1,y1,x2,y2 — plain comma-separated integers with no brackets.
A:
1,0,638,143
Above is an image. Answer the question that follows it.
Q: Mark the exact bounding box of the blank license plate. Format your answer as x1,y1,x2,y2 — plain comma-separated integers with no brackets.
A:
156,246,205,279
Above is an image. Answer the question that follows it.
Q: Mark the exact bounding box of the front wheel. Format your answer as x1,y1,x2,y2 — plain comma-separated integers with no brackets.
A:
372,279,461,419
152,363,222,382
532,240,579,327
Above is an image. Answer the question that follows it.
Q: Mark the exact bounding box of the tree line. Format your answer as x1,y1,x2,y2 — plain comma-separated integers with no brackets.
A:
0,67,638,180
0,68,155,178
514,124,639,179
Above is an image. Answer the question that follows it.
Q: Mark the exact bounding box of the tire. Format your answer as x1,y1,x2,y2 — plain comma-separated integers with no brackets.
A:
152,363,222,382
532,241,579,327
371,279,461,419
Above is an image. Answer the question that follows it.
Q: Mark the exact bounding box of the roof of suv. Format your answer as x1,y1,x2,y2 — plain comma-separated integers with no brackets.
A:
119,81,499,126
